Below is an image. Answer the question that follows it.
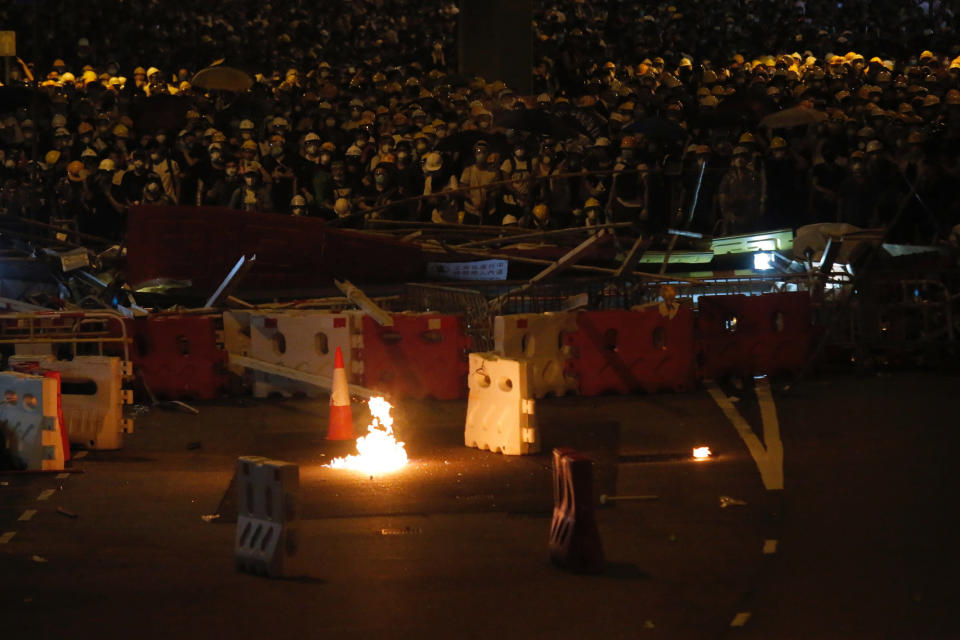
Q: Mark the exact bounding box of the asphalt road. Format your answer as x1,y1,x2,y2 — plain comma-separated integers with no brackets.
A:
0,372,956,639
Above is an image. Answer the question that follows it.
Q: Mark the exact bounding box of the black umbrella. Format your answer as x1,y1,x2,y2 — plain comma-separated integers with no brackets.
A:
546,104,608,139
436,130,510,155
494,108,580,138
132,94,193,132
0,86,48,113
623,117,689,140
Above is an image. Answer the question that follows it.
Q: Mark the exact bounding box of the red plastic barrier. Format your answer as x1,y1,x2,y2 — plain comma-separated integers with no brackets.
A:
563,306,696,396
696,292,813,379
125,315,228,400
549,448,605,574
356,313,472,400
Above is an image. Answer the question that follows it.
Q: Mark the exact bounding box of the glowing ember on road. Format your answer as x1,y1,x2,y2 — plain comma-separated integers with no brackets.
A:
693,446,712,460
326,397,408,474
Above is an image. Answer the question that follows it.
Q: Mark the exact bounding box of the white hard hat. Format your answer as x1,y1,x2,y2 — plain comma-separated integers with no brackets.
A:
334,198,351,216
239,119,255,130
303,132,321,143
98,158,116,171
290,195,307,207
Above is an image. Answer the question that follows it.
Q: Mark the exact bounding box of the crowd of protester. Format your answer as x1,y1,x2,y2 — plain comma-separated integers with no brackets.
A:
1,0,959,243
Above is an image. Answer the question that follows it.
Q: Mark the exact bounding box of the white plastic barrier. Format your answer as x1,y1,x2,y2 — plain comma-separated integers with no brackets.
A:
494,312,579,398
223,311,252,375
235,456,301,578
248,310,362,398
10,355,133,450
464,352,539,456
0,371,65,470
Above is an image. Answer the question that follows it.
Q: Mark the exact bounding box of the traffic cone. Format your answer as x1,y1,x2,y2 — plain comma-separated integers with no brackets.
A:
327,346,354,440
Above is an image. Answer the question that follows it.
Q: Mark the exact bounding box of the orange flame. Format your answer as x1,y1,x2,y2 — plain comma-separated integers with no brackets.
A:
326,397,408,474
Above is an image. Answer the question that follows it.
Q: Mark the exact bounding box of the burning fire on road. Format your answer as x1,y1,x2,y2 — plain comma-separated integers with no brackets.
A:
326,397,408,474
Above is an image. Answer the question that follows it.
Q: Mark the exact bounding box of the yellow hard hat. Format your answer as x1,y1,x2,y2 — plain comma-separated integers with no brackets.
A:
584,197,601,209
738,132,756,144
770,137,788,150
44,150,61,166
532,203,549,221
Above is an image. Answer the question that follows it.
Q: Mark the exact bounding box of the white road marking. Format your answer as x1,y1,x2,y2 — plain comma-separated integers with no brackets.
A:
18,510,37,522
55,473,70,479
707,378,784,490
0,531,16,544
763,539,778,554
37,489,55,501
731,612,752,627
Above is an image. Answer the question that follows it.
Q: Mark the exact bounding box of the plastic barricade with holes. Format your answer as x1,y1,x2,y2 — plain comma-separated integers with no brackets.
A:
358,313,472,400
549,448,605,573
10,355,134,450
697,293,813,379
127,315,228,400
494,312,579,398
235,456,301,578
464,352,539,455
563,305,696,396
247,310,359,399
0,372,65,470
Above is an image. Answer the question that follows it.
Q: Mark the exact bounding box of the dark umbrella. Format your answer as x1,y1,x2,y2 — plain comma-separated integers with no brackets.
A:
0,86,48,113
623,117,689,140
191,66,253,92
760,105,829,129
436,131,510,155
494,109,580,138
132,94,192,132
546,105,608,139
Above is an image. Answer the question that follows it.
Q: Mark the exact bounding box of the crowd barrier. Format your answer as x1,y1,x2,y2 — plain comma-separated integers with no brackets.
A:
234,456,301,578
548,448,605,574
358,313,472,400
696,292,813,379
464,352,539,455
494,312,579,398
564,305,696,396
11,355,133,450
0,371,65,471
126,315,228,400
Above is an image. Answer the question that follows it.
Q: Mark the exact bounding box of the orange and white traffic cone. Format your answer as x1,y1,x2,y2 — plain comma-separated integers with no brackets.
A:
327,346,354,440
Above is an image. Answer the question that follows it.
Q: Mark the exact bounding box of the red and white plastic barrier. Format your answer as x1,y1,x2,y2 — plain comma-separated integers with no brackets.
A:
696,292,813,379
357,313,472,400
11,355,134,450
0,371,65,470
563,305,696,396
494,312,579,398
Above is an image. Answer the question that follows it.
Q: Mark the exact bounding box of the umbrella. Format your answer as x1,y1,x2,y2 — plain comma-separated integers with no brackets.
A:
623,117,689,140
190,66,253,92
494,109,580,138
132,94,192,132
547,105,608,139
0,86,48,113
436,131,510,155
760,105,828,129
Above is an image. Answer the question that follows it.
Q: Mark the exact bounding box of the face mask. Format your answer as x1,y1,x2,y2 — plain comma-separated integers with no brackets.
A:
397,151,408,160
475,153,486,164
155,135,167,145
271,146,283,157
381,144,392,154
225,167,238,177
134,160,145,170
478,120,490,129
319,153,331,163
416,143,427,153
514,150,525,159
374,173,386,185
150,153,161,162
80,136,91,144
211,151,222,162
306,143,319,154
